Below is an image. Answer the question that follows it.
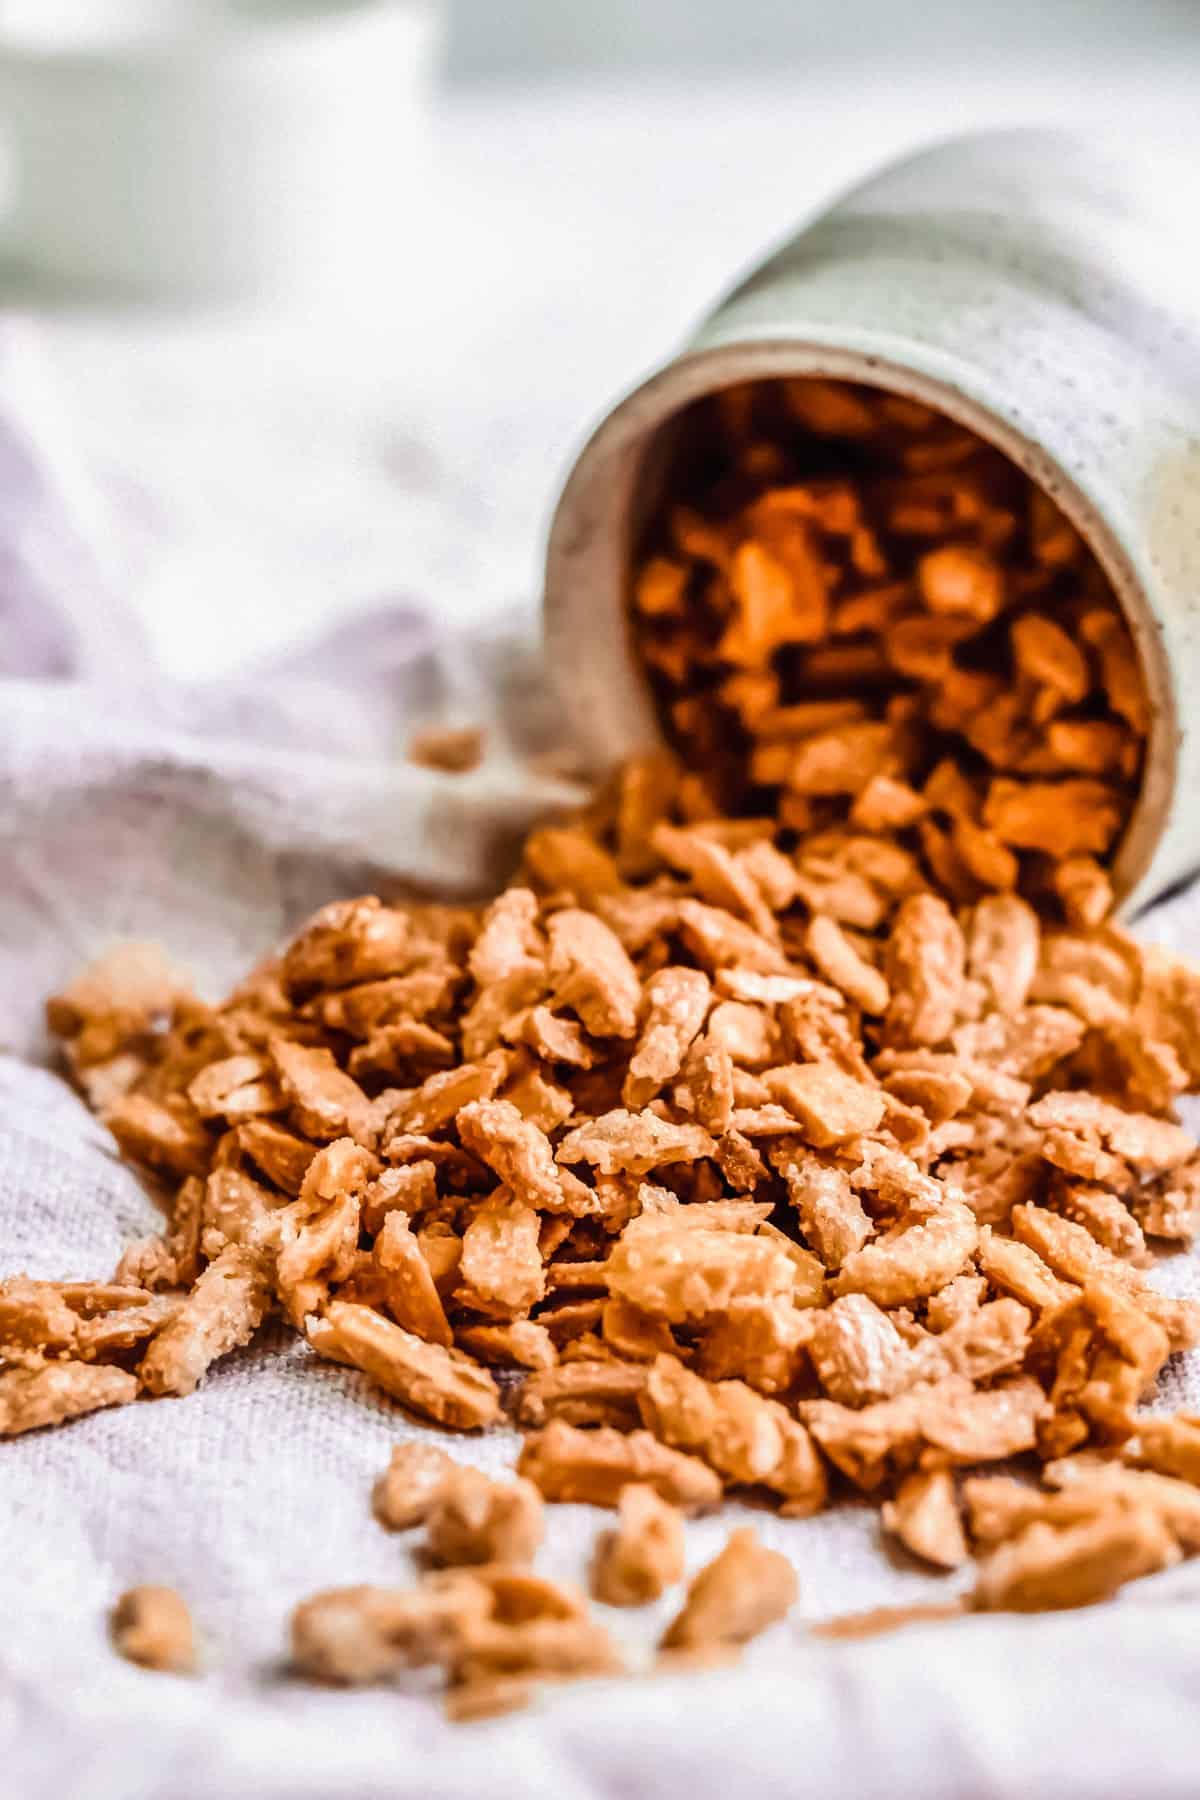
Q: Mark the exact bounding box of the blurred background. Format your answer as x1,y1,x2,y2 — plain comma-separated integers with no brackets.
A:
5,0,1200,700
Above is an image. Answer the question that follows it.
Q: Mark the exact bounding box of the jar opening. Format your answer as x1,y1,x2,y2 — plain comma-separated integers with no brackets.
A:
622,372,1157,926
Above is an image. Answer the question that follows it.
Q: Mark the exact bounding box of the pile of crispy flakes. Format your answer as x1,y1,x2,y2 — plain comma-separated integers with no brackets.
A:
632,376,1149,921
8,378,1200,1720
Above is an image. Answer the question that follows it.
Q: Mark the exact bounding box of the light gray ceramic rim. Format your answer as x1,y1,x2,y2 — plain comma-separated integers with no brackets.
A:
545,337,1178,917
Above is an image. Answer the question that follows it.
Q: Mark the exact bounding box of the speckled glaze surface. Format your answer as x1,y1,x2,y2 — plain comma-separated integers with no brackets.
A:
544,129,1200,914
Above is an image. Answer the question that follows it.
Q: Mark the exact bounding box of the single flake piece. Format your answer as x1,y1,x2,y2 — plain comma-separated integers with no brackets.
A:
282,897,412,999
975,1226,1078,1313
1011,612,1089,701
426,1467,544,1566
456,1320,558,1371
138,1245,271,1398
806,915,889,1014
674,899,792,976
1050,1181,1147,1266
235,1119,316,1195
203,1167,283,1256
591,1483,686,1607
602,1295,684,1364
763,1063,885,1146
525,825,622,899
372,1442,458,1530
308,1302,500,1430
517,1419,721,1511
705,1001,781,1070
918,1377,1045,1464
833,1196,978,1307
808,1294,915,1406
1128,1415,1200,1486
374,1211,454,1345
111,1586,196,1674
661,1528,797,1650
500,1059,574,1134
973,1505,1178,1611
884,895,965,1048
882,1469,968,1568
269,1037,374,1144
917,1297,1032,1385
882,1066,972,1125
556,1108,714,1177
1053,858,1114,929
187,1053,282,1122
605,1216,795,1323
639,1354,827,1511
778,1156,872,1269
547,909,642,1038
983,779,1123,858
509,1004,597,1069
697,1295,814,1395
105,1093,212,1179
469,888,544,986
623,966,712,1108
388,1053,510,1136
966,894,1040,1016
457,1098,565,1211
514,1359,647,1431
457,1190,546,1317
290,1580,489,1684
918,543,1005,621
677,1034,736,1135
0,1359,137,1436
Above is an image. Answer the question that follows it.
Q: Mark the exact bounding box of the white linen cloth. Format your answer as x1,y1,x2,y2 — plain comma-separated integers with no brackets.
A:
4,311,1200,1798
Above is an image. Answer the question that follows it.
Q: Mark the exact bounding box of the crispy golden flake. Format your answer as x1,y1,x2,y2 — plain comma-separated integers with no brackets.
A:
372,1441,457,1530
882,1469,968,1568
661,1528,797,1650
0,1360,137,1437
111,1587,196,1674
138,1246,271,1398
308,1303,500,1430
592,1482,686,1606
425,1467,544,1567
517,1419,722,1511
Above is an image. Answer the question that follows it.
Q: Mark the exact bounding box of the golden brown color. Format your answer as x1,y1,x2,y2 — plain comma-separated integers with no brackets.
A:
111,1586,196,1674
12,408,1200,1712
630,378,1146,914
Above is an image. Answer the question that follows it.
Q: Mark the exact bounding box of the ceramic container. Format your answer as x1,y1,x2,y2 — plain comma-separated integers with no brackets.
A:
544,128,1200,914
0,0,442,301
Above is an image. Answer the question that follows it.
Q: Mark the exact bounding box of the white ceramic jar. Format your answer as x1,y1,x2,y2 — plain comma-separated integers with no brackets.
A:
544,129,1200,914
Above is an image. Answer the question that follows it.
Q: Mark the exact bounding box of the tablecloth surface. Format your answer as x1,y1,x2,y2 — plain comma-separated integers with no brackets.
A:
5,72,1200,1793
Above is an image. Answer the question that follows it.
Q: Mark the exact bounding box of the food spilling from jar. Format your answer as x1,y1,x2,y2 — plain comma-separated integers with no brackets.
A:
10,379,1200,1723
631,376,1150,925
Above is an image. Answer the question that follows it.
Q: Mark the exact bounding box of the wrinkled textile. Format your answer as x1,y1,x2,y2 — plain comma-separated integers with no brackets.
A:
3,385,1200,1800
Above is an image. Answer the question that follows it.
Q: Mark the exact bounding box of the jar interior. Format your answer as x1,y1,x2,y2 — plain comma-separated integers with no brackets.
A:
625,374,1151,925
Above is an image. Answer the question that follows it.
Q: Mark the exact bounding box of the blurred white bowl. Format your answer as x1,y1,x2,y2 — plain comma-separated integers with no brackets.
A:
0,0,443,302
